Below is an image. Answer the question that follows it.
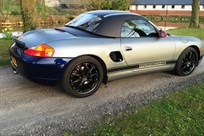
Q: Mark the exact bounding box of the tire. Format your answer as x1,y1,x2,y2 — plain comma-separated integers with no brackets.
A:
174,47,198,76
62,56,103,98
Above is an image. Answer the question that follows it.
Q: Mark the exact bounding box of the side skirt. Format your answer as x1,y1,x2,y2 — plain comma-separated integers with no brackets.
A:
107,63,176,81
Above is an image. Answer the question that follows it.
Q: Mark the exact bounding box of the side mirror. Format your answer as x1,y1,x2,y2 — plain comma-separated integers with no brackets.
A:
159,30,168,38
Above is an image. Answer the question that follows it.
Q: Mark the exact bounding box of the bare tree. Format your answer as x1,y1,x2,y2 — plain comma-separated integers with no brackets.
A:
81,0,105,10
80,0,132,10
190,0,200,27
20,0,38,32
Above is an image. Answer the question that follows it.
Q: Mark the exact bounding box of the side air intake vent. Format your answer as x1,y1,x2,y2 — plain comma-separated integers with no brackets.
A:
109,51,123,62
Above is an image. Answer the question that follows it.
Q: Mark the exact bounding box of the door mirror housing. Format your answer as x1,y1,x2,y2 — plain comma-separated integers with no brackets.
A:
158,30,168,38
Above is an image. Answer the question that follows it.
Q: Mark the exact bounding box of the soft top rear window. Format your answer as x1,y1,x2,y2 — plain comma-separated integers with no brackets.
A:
65,13,102,33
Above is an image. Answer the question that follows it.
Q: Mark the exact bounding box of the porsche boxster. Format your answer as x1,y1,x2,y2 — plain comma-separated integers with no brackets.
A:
10,10,204,97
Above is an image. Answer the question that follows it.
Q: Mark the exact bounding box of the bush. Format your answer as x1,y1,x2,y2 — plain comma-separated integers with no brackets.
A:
111,0,129,10
37,5,58,16
6,5,21,15
144,15,204,24
102,0,129,10
1,27,13,40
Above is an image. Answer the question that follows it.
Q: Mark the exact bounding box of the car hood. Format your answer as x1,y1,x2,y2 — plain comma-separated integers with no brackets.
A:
19,28,76,48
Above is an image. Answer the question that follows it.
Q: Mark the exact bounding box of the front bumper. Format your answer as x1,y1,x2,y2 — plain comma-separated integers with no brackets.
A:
10,44,73,81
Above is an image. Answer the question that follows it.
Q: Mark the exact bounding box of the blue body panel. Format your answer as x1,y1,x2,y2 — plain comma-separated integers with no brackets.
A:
10,44,72,81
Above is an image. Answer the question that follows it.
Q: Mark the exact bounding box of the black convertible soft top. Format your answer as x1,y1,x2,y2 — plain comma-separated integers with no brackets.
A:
85,10,149,37
63,10,154,38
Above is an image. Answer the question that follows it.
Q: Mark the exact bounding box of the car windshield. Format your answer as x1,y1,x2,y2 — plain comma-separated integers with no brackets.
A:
65,13,102,33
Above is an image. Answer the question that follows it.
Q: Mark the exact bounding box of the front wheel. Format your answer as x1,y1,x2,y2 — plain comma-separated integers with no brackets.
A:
62,56,103,98
174,47,198,76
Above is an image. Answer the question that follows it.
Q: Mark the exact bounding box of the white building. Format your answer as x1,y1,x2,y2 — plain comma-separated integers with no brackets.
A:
130,0,204,16
45,0,60,7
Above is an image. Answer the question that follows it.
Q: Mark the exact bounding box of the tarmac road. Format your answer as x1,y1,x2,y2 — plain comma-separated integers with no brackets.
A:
0,60,204,135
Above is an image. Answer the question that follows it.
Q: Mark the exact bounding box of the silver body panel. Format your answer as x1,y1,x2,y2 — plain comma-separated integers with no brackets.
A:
121,37,175,67
45,34,203,81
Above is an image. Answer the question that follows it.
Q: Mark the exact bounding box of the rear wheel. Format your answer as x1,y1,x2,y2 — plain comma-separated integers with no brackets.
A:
174,47,198,76
62,56,103,98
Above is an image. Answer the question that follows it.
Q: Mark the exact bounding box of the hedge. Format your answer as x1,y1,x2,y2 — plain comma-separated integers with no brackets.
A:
144,15,204,24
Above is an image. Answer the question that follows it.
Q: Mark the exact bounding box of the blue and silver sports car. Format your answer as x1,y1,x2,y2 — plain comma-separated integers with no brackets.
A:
10,10,204,97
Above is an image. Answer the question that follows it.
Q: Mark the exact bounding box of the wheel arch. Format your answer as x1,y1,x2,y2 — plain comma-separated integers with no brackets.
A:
62,54,108,84
86,55,108,84
174,46,199,76
189,45,200,66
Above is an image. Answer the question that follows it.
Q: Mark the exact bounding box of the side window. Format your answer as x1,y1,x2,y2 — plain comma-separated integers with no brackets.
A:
121,21,140,37
121,19,157,38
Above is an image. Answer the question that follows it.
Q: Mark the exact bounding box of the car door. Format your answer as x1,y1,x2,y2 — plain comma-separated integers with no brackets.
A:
120,19,176,70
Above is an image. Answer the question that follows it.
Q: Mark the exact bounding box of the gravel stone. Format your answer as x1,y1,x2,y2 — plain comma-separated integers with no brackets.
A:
0,60,204,135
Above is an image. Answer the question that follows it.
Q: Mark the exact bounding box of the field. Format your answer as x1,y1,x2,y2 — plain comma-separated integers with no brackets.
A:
0,40,13,66
88,82,204,135
167,27,204,40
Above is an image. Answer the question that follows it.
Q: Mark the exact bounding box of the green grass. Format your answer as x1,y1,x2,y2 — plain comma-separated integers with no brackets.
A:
87,82,204,136
167,27,204,40
0,40,13,66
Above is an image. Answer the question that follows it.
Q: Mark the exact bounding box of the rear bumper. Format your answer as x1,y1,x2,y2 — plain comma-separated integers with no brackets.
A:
10,44,73,81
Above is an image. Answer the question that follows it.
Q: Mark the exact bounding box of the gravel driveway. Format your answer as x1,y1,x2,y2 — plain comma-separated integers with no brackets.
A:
0,60,204,135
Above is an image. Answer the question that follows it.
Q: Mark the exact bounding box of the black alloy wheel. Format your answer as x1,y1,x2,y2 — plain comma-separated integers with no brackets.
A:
70,62,99,94
174,47,198,76
63,56,103,97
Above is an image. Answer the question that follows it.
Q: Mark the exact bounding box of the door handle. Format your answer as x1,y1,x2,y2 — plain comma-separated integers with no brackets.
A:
124,46,132,51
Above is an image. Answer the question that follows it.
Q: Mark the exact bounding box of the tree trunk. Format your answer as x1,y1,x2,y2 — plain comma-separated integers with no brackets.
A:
189,0,200,27
20,0,38,32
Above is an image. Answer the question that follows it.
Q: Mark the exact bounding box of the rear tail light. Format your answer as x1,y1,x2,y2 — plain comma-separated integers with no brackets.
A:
24,44,55,57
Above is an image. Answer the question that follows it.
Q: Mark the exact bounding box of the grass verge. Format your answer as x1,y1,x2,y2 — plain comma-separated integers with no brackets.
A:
167,27,204,40
87,82,204,136
0,39,13,66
